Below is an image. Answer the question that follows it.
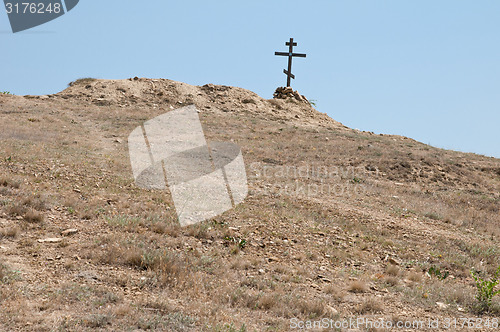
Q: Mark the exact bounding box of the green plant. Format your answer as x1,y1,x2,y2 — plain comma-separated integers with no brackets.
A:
428,266,449,280
1,91,12,95
224,236,247,249
309,99,317,107
351,177,363,184
470,266,500,313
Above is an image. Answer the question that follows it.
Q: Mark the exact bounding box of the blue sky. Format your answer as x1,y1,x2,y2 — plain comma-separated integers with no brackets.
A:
2,1,499,158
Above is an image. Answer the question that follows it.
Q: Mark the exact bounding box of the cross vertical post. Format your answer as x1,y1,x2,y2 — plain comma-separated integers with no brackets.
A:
275,38,307,87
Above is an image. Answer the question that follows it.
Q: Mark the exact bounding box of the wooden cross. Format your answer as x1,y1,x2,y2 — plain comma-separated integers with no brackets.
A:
275,38,307,87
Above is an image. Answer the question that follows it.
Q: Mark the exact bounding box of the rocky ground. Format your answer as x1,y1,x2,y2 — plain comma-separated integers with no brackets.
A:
0,78,499,331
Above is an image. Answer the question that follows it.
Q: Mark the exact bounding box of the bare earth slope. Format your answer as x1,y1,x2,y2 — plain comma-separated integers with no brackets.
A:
0,78,499,331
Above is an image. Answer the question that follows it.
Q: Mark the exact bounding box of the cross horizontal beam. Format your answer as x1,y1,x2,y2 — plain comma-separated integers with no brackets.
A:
274,52,307,58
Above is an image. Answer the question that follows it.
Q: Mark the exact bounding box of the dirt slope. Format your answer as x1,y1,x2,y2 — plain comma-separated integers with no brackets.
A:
0,78,499,331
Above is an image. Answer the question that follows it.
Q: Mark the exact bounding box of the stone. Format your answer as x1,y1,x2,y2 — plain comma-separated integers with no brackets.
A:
326,305,338,315
37,238,63,243
436,302,449,310
61,228,78,236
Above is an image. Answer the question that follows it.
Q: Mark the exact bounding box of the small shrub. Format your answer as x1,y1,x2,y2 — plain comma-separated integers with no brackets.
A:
386,264,400,276
224,236,246,249
355,298,383,314
407,272,422,283
85,314,110,328
470,266,500,313
0,227,18,239
7,203,26,217
384,276,399,286
296,298,325,318
428,266,449,280
348,280,367,293
24,209,44,223
425,212,442,220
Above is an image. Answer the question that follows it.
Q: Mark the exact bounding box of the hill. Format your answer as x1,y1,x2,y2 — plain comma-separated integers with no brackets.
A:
0,78,499,331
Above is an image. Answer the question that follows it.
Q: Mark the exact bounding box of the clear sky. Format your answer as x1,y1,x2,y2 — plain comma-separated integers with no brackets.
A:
2,1,499,158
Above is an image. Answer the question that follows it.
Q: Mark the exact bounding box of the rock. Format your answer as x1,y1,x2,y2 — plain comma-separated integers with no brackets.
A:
388,258,399,266
61,228,78,237
37,238,63,243
326,305,338,316
436,302,449,310
273,87,310,104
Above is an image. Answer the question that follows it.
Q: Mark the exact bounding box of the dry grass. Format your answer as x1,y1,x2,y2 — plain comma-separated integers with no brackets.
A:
6,203,25,217
24,209,44,223
407,271,423,283
348,280,368,293
0,227,18,239
325,284,345,301
0,78,499,330
386,264,400,276
355,297,384,314
384,276,399,286
96,239,187,286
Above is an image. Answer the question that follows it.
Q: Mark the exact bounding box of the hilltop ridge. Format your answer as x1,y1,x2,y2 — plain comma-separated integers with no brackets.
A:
0,78,499,331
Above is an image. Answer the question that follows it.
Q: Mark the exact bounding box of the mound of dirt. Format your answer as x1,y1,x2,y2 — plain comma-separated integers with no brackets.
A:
45,77,344,129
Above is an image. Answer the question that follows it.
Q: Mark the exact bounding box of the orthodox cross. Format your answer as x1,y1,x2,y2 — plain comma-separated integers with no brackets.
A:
274,38,307,87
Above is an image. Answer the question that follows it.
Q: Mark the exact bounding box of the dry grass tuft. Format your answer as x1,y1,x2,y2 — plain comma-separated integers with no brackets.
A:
384,276,399,286
348,280,368,293
325,284,345,301
114,304,132,318
98,242,187,286
296,298,325,318
24,209,44,223
386,264,400,276
124,248,143,268
355,297,384,314
185,222,213,239
407,272,422,283
257,293,278,310
22,194,48,211
0,227,18,239
7,203,26,217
